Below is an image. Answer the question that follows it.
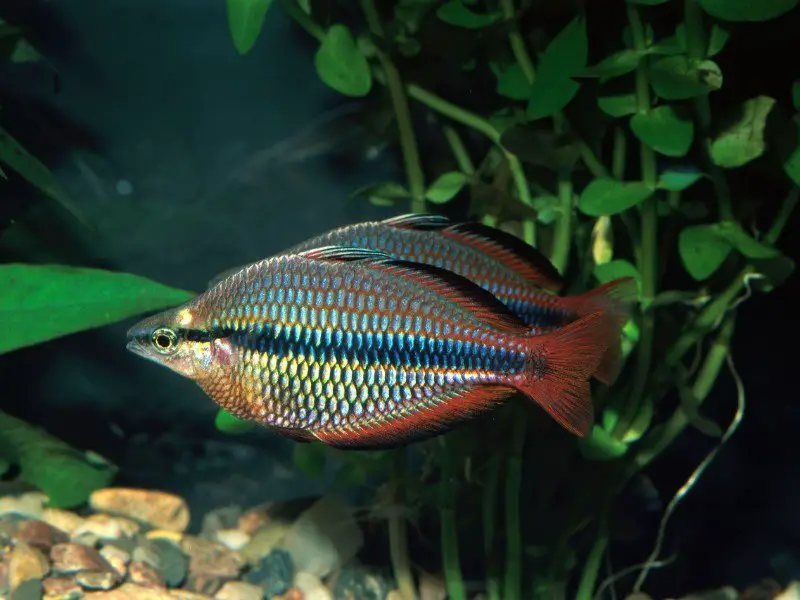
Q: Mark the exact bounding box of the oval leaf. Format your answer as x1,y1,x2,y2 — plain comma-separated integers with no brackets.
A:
594,259,643,296
351,181,410,206
657,168,704,191
314,25,373,97
578,178,654,216
678,224,733,280
699,0,798,21
436,1,502,28
713,221,780,259
227,0,274,55
598,94,638,118
215,409,257,434
579,425,629,461
710,96,776,168
493,63,531,101
649,56,722,100
630,106,695,157
580,50,642,80
425,171,469,204
0,264,196,354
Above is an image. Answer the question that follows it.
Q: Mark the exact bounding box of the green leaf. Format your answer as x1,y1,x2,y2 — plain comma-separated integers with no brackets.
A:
425,171,469,204
579,425,629,461
578,178,654,217
598,93,638,118
0,264,196,354
657,168,704,191
293,443,327,479
526,16,588,120
699,0,798,21
579,50,642,80
793,81,800,111
785,139,800,187
436,1,502,28
226,0,274,55
214,409,257,434
314,25,372,97
678,224,733,280
649,56,722,100
594,259,642,296
750,254,795,293
493,63,531,101
532,195,559,225
713,221,780,259
622,399,653,443
351,181,411,207
674,23,730,57
0,410,117,509
709,96,776,168
630,106,694,157
0,127,88,227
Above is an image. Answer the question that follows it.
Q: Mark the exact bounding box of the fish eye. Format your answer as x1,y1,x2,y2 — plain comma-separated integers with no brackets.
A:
151,327,178,354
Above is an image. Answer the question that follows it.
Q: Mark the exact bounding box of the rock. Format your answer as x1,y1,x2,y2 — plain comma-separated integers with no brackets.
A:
0,559,8,594
0,513,26,545
128,561,166,590
385,591,403,600
240,523,289,566
74,514,142,541
273,589,304,600
83,582,174,599
146,531,184,545
776,582,800,600
181,537,243,580
329,566,389,600
89,489,190,533
132,538,188,588
214,530,250,552
201,507,241,540
281,496,363,579
418,572,445,600
51,543,113,575
169,591,215,600
184,574,225,596
10,578,44,600
244,549,293,597
0,493,47,519
41,509,85,536
100,545,131,577
237,508,272,537
14,519,69,552
42,575,82,597
9,542,49,592
214,581,263,600
294,572,332,600
76,570,120,591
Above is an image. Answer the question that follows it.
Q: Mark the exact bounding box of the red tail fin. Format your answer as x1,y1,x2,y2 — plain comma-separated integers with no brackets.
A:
515,311,609,437
558,278,638,386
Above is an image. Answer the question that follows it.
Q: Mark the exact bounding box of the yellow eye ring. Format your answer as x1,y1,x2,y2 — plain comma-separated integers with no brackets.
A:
151,327,178,354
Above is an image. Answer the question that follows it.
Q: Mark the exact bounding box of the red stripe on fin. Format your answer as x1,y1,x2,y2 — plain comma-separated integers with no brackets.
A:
558,278,639,386
310,385,516,449
516,311,610,436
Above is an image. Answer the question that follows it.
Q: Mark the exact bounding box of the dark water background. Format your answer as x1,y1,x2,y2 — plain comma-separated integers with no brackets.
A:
1,1,799,597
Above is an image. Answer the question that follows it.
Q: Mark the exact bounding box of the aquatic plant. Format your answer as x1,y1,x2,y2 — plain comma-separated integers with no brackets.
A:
223,0,798,599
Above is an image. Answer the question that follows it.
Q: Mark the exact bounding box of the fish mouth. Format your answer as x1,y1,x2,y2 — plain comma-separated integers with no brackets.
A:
125,339,147,357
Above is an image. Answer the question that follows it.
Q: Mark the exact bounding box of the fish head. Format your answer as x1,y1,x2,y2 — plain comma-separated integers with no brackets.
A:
125,306,217,380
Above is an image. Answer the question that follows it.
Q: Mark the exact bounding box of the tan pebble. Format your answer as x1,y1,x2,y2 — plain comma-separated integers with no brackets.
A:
9,541,50,591
15,519,70,551
239,523,289,565
273,588,304,600
100,546,130,577
181,537,243,579
42,509,86,535
213,581,262,600
169,590,214,600
76,570,119,591
418,571,446,600
236,508,271,536
145,530,183,544
183,573,225,596
83,581,174,599
89,489,190,533
128,560,166,589
293,572,331,600
74,514,141,541
51,542,113,574
0,492,47,518
42,575,82,596
213,529,250,552
0,560,8,591
385,591,403,600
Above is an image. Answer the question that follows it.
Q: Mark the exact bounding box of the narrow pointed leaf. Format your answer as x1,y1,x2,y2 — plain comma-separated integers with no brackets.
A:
578,178,654,216
314,25,372,97
699,0,798,21
227,0,274,55
425,171,469,204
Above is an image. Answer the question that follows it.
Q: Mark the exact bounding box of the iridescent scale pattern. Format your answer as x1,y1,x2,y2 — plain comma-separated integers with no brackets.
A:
201,256,528,432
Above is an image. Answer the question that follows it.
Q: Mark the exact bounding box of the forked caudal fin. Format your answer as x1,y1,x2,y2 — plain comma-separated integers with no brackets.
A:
517,311,610,437
558,277,639,387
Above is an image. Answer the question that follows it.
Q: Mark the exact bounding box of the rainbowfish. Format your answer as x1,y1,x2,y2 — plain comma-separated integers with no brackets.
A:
126,246,616,448
210,214,637,386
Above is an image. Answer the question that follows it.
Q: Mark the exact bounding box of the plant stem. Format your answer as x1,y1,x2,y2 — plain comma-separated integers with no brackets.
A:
551,178,574,274
388,450,417,600
574,519,609,600
278,0,325,39
503,408,526,600
359,0,426,213
443,125,475,175
499,0,536,83
766,188,798,245
613,5,659,439
440,438,466,600
483,453,502,600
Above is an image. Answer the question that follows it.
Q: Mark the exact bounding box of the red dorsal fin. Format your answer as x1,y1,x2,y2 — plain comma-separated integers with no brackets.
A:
298,245,528,334
382,214,564,292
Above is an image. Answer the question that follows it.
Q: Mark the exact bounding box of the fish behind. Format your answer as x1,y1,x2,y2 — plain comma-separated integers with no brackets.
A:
210,214,638,386
127,246,613,448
